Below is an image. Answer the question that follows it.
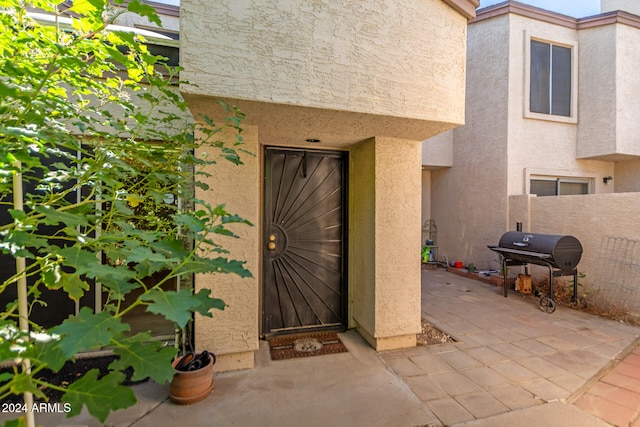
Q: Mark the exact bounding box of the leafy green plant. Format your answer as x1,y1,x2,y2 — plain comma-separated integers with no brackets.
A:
0,0,251,424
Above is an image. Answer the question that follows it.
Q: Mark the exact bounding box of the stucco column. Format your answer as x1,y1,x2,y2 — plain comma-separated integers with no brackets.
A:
192,109,260,372
351,137,422,351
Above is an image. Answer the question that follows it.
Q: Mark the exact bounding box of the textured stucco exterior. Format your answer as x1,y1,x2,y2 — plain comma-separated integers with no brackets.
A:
350,137,422,350
180,0,469,147
181,0,473,370
422,130,453,170
509,193,640,300
430,13,510,269
602,0,640,15
578,22,640,160
190,102,261,372
424,1,640,274
615,159,640,192
576,25,617,160
373,137,422,348
350,141,376,338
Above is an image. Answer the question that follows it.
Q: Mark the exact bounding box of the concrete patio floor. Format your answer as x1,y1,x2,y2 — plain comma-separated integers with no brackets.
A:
2,268,639,427
384,269,640,427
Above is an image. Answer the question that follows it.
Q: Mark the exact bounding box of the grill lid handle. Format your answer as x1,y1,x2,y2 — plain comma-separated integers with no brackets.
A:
513,242,528,247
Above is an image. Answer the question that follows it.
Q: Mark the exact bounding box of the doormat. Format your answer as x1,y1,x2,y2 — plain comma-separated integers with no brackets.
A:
268,332,348,361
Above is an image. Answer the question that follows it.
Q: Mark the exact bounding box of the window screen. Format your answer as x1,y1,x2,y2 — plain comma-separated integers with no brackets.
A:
559,181,588,195
531,178,589,196
530,40,572,117
531,179,557,196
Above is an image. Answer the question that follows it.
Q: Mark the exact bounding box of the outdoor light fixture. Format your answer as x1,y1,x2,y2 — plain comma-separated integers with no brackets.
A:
603,176,613,184
305,138,321,143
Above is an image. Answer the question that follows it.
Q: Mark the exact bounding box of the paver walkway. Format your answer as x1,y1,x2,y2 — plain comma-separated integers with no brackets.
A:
381,268,640,426
3,268,639,427
574,342,640,427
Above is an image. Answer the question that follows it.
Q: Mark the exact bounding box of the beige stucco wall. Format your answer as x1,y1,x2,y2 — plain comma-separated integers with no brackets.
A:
351,137,422,350
614,24,640,157
507,15,612,197
509,193,640,296
422,130,454,169
431,9,624,271
577,25,617,160
180,0,468,147
601,0,640,15
615,159,640,191
350,140,376,338
431,14,510,269
180,0,471,370
373,137,422,348
578,22,640,160
190,101,261,372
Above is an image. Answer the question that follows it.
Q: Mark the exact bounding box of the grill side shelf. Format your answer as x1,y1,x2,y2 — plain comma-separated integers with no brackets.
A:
487,246,553,259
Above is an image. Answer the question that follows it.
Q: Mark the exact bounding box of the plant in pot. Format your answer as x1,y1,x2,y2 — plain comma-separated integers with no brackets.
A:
169,349,216,404
0,2,252,424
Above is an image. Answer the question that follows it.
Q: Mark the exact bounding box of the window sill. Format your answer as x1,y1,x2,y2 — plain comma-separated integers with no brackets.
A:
524,110,577,124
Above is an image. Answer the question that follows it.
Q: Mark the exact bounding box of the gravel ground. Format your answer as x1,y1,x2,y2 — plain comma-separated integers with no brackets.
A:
416,318,455,345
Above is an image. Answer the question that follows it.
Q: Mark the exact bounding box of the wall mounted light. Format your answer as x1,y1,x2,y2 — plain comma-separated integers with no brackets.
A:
305,138,321,143
603,176,613,184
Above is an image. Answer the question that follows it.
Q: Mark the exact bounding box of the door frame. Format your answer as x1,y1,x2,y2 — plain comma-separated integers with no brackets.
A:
261,146,349,338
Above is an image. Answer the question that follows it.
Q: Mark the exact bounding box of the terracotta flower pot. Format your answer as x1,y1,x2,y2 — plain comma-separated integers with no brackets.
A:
169,352,215,405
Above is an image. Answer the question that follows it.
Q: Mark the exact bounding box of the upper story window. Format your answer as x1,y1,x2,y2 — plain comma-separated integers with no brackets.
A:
530,40,572,117
524,33,577,124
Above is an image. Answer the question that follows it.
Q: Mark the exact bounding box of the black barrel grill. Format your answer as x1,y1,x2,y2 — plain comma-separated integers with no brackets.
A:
488,231,585,313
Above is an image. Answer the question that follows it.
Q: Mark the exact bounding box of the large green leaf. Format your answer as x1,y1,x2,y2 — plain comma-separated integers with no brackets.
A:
152,239,190,259
62,370,136,423
1,1,251,424
0,418,27,427
67,0,104,17
34,206,89,228
174,257,252,278
9,372,46,399
110,332,178,383
54,246,136,283
0,230,48,255
192,288,226,317
60,273,90,301
50,308,130,357
54,246,101,272
31,338,68,372
173,213,207,232
99,276,140,301
139,289,196,328
139,288,226,328
127,0,162,26
125,246,176,264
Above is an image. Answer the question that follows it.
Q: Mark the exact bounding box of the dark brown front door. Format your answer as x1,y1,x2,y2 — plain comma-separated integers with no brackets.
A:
263,148,347,336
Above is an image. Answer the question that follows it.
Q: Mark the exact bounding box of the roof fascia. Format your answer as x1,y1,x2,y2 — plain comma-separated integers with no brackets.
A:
472,0,640,30
443,0,481,20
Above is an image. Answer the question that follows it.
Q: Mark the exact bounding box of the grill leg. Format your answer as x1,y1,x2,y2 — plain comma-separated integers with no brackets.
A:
539,265,557,313
502,257,507,298
572,270,578,303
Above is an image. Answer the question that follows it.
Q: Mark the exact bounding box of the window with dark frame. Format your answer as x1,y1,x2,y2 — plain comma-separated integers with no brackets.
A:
530,178,589,196
530,40,572,117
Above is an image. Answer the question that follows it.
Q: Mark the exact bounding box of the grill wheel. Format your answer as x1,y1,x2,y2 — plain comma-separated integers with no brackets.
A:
539,297,556,313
